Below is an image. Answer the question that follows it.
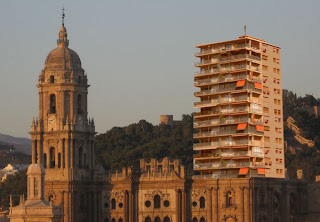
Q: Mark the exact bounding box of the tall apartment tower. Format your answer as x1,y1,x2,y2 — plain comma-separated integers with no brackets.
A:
29,20,104,222
193,35,284,178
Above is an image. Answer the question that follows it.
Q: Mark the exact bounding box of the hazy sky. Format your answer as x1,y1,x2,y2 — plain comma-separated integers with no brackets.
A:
0,0,319,138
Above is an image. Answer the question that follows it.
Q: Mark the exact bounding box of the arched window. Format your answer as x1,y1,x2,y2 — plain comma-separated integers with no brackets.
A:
226,191,233,207
43,153,47,168
192,218,198,222
50,94,56,114
50,75,54,83
154,217,161,222
49,147,55,168
200,217,206,222
111,198,116,209
144,217,151,222
77,94,83,114
111,219,116,222
79,147,83,168
48,195,53,202
78,76,82,83
154,195,160,209
58,153,61,168
118,218,123,222
200,196,205,208
164,216,170,222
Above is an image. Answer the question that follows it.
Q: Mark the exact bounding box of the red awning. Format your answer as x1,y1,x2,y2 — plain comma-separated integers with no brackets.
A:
236,80,246,87
256,125,264,132
257,168,265,175
254,82,262,89
239,168,249,175
237,123,247,130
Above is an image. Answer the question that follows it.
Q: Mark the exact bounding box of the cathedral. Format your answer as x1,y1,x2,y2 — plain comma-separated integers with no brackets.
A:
7,18,320,222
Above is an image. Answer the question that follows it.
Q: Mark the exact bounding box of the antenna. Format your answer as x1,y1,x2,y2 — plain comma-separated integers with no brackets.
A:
244,24,247,36
61,6,65,26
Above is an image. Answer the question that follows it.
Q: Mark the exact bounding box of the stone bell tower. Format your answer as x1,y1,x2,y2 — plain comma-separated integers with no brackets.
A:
29,14,103,222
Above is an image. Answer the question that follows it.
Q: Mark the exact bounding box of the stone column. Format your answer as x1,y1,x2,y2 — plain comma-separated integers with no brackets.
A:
66,138,70,168
70,139,74,168
129,191,133,222
32,140,36,164
181,190,186,222
175,189,180,222
37,140,41,165
209,188,213,222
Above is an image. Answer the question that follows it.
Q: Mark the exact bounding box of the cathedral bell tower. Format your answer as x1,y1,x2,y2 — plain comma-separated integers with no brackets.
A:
29,14,102,222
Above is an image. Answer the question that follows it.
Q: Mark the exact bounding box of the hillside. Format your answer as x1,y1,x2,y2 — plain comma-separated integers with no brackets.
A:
95,114,194,171
0,133,31,155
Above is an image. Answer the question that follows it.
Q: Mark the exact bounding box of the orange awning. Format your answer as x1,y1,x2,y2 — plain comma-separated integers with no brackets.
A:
239,168,249,175
237,123,247,130
254,82,262,89
236,80,246,87
257,168,265,175
256,125,264,132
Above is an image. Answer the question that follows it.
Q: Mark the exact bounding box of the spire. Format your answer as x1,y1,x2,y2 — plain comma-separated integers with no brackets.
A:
57,7,69,48
62,7,65,26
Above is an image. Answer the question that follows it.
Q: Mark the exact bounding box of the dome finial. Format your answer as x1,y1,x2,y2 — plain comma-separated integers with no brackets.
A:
57,7,69,48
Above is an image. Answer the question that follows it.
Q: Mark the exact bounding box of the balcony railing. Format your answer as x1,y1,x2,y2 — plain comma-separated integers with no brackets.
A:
194,127,263,138
194,44,262,56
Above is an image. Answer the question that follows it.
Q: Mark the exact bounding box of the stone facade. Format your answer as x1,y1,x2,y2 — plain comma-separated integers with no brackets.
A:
104,158,316,222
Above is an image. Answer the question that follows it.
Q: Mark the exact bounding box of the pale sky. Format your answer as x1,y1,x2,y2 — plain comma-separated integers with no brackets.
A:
0,0,319,138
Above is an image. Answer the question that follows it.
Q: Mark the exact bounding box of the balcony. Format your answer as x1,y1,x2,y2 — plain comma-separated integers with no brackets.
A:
194,142,219,150
194,77,219,86
194,99,220,108
194,44,262,57
194,127,263,139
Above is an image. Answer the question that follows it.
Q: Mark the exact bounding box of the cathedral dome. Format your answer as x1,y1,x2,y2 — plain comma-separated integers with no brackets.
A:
45,47,82,70
44,25,82,70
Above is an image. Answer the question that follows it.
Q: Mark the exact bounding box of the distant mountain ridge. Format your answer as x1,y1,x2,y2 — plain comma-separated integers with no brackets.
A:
0,133,31,155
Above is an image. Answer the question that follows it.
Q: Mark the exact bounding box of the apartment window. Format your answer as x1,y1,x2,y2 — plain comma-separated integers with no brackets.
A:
273,58,277,63
265,137,270,142
225,44,232,50
277,110,281,115
263,107,269,113
273,68,277,73
262,65,268,71
263,75,268,83
276,169,280,174
262,55,268,61
280,169,283,174
276,69,280,74
263,48,267,53
265,126,270,132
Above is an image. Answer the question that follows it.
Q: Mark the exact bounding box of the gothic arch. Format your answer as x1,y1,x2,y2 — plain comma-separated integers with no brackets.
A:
200,196,205,208
50,94,56,114
154,195,160,209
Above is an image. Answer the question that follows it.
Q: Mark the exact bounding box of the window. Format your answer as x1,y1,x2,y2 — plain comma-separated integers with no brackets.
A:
157,165,162,173
34,178,38,196
265,137,270,142
273,58,277,63
277,110,281,115
154,195,160,209
111,198,116,209
50,94,56,114
200,196,205,208
118,219,123,222
265,126,270,131
200,217,205,222
145,201,151,208
226,191,233,207
263,107,269,113
154,217,161,222
49,147,55,168
50,75,55,83
193,218,198,222
164,200,170,207
43,153,47,168
262,55,268,60
262,65,268,71
164,217,170,222
144,217,151,222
